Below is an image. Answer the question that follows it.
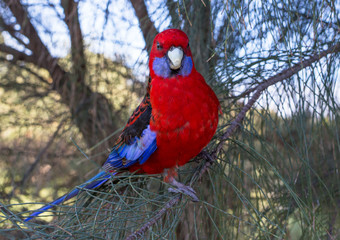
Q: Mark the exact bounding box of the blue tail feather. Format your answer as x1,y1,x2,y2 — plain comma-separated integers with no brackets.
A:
24,171,115,222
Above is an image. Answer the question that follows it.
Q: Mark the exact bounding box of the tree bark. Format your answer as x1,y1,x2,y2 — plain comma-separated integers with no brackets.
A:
183,0,212,79
129,0,158,52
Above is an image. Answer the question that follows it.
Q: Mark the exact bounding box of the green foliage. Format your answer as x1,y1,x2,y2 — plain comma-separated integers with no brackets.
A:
1,0,339,239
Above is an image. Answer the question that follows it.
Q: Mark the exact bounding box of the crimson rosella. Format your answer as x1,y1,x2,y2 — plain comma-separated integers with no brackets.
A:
25,29,220,221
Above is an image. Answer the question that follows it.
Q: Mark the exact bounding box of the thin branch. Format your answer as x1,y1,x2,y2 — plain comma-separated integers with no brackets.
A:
214,17,228,48
125,196,181,240
20,117,68,187
0,43,35,63
3,0,66,91
0,56,50,85
278,7,340,31
3,0,55,69
129,0,158,52
233,84,258,99
125,43,340,238
0,16,28,47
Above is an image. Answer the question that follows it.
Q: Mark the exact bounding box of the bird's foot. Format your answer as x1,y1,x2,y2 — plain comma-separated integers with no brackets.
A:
167,178,199,202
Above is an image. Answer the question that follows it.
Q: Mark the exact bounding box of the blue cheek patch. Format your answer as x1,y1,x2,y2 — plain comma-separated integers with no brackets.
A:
180,56,193,77
152,56,193,78
152,57,171,78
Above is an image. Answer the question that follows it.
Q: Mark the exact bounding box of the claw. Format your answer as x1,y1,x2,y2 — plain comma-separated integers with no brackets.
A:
167,178,199,202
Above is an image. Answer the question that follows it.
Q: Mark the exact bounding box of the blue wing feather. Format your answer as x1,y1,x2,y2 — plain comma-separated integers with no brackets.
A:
139,139,157,164
104,125,157,169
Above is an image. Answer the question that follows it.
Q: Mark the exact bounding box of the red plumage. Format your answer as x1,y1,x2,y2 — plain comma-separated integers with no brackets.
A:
129,29,220,174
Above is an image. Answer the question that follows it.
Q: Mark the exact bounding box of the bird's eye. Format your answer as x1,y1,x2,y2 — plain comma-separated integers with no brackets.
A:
157,42,162,50
187,43,190,48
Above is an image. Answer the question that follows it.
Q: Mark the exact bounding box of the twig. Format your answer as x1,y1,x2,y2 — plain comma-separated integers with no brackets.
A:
52,224,74,238
234,85,258,99
0,56,50,85
125,43,340,239
0,44,36,63
20,118,68,187
125,196,181,240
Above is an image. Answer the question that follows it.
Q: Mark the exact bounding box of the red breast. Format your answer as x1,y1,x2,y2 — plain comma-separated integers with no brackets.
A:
140,71,219,174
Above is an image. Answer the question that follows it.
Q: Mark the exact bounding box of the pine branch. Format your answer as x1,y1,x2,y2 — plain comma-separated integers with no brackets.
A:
125,197,181,240
217,42,340,149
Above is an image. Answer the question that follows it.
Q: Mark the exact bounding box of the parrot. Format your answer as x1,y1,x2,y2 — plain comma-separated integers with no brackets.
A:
25,29,220,222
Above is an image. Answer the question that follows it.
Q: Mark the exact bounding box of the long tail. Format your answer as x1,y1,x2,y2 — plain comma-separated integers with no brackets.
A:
24,171,116,222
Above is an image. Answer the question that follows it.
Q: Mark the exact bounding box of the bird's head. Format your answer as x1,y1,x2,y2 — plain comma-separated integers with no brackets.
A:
149,29,194,79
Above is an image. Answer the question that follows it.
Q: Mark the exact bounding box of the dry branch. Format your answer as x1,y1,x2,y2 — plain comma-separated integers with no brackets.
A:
20,118,68,187
125,197,181,240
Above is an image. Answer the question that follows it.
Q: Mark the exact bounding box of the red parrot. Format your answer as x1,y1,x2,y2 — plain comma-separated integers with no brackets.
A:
25,29,219,221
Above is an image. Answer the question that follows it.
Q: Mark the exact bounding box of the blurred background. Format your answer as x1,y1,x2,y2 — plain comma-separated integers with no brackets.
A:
0,0,339,239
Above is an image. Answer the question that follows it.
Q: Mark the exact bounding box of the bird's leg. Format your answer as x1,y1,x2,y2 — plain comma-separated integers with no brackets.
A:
168,178,199,202
164,168,199,202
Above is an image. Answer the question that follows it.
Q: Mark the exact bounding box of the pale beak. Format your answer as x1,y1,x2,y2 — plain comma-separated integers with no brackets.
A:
167,47,183,70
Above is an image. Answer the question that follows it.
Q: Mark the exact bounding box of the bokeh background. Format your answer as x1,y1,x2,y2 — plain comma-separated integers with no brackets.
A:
0,0,339,239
